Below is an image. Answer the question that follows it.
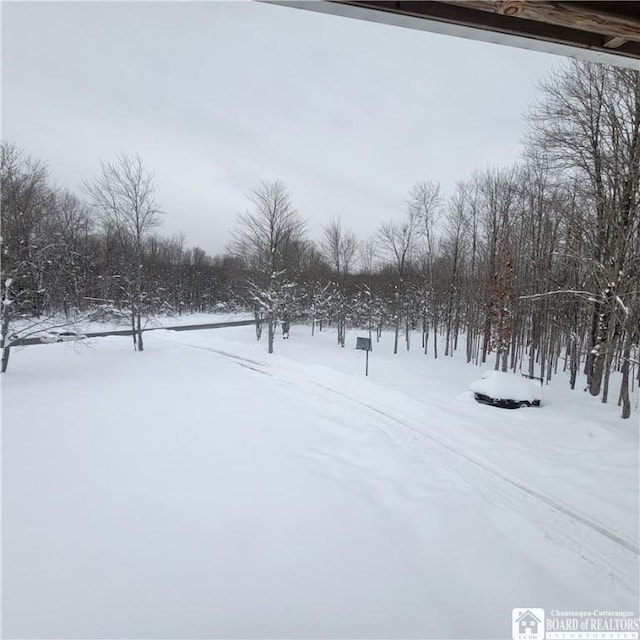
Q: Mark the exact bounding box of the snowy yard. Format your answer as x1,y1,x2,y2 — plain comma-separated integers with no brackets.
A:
2,320,638,638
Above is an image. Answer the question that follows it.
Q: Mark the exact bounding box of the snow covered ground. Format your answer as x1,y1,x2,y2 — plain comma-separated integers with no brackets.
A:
2,319,638,638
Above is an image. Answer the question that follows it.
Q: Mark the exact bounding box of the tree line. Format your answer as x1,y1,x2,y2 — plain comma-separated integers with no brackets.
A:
2,61,638,418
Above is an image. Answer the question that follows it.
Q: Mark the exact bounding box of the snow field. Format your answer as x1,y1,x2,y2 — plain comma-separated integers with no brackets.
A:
2,320,638,638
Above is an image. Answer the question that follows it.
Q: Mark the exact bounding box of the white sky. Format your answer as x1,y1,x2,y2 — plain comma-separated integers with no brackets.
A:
2,0,562,254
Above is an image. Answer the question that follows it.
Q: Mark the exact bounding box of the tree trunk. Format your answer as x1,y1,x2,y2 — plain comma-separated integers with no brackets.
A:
481,314,491,363
1,346,10,373
444,317,451,357
501,343,509,373
619,338,632,419
136,309,144,352
131,305,137,351
602,354,613,403
393,318,399,354
569,339,578,390
424,318,430,355
588,320,607,396
433,317,438,359
1,300,11,373
268,315,274,354
466,321,474,363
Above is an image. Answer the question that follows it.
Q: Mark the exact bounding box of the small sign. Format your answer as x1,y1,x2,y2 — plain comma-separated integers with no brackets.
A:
356,337,371,351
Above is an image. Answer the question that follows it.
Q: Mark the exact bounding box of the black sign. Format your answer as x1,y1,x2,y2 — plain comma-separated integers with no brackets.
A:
356,337,371,351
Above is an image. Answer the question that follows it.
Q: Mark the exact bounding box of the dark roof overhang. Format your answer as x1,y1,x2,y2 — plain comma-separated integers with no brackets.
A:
263,1,640,70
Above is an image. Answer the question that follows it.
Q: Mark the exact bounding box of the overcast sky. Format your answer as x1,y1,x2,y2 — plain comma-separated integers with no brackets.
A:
2,0,563,255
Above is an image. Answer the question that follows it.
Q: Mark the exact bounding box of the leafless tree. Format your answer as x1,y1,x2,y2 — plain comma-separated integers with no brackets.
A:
529,61,640,413
321,217,358,283
83,153,163,351
230,180,306,353
1,143,56,371
321,216,358,346
441,188,469,357
407,181,442,356
377,205,421,354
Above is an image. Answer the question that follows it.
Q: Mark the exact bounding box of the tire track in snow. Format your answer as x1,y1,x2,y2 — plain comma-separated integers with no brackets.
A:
153,335,638,592
228,352,638,591
304,381,638,593
329,385,638,553
155,337,271,376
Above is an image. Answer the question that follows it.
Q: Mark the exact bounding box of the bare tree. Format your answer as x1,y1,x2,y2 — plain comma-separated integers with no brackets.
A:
408,181,442,356
529,61,640,412
377,205,421,354
321,216,358,346
441,188,469,357
1,142,53,317
1,143,56,371
358,237,377,276
83,153,163,351
47,189,94,316
230,180,306,353
321,217,358,283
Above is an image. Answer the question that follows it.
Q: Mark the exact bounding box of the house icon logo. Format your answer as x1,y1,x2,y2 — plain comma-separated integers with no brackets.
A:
512,608,545,640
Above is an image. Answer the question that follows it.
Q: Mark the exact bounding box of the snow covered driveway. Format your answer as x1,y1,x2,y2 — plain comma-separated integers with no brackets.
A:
2,325,638,638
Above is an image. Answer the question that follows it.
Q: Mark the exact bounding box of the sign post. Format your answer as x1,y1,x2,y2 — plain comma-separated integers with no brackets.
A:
356,336,371,376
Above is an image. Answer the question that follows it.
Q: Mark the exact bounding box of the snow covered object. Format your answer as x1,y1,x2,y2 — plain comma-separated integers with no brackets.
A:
470,370,542,409
38,330,87,344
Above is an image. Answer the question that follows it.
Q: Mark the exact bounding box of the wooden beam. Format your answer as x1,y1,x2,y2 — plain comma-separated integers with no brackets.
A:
603,35,628,49
496,1,527,17
439,1,640,41
284,1,640,66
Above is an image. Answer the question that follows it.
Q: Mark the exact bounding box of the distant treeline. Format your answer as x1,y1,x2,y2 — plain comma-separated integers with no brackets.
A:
2,61,638,418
